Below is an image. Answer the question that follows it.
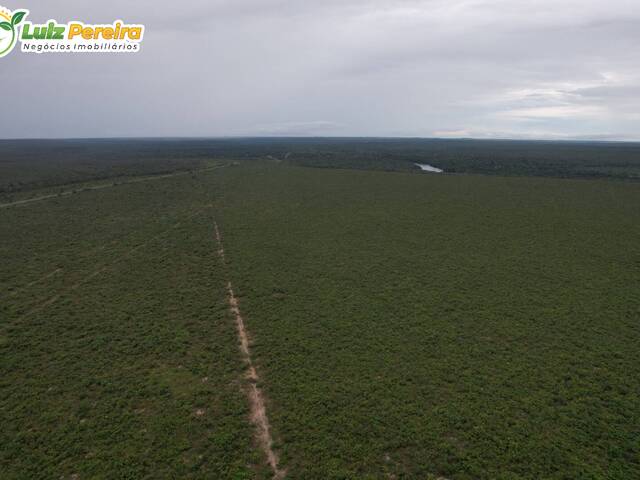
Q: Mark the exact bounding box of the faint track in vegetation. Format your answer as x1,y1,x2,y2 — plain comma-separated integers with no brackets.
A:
213,220,286,480
3,239,126,302
0,164,229,209
18,210,204,319
6,268,63,298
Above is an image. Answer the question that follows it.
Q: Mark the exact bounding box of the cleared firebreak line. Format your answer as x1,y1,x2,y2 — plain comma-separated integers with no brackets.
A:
213,220,286,480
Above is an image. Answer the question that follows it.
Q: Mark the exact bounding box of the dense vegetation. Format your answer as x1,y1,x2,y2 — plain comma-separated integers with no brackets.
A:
1,175,262,479
212,164,640,479
1,138,639,198
2,142,639,478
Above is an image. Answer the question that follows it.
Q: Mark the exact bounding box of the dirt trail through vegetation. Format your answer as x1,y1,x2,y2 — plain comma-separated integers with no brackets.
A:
0,164,228,209
20,210,203,319
213,221,286,479
7,268,63,297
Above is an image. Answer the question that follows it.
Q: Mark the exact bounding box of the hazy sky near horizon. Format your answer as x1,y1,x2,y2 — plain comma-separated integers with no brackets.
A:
1,0,639,140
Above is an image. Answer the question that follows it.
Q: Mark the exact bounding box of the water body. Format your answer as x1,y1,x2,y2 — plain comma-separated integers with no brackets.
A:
414,163,443,173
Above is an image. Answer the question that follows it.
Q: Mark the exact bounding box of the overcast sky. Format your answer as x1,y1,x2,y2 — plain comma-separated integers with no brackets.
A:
1,0,639,140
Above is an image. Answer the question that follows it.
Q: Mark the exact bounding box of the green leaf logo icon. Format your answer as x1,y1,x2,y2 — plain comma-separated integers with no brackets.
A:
11,11,26,26
0,8,29,58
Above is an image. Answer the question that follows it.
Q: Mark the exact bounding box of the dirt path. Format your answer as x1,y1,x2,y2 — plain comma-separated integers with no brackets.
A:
20,210,203,319
0,164,228,209
213,221,286,479
7,268,63,297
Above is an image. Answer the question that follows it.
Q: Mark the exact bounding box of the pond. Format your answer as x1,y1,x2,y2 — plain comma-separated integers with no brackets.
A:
414,163,443,173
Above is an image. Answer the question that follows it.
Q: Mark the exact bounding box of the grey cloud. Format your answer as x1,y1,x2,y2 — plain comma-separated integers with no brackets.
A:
0,0,638,140
574,85,640,100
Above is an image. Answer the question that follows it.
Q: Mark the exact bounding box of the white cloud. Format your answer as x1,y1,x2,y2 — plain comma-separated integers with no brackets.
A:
497,105,606,120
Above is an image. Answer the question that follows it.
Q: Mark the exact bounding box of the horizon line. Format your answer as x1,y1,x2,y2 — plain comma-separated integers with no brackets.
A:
1,135,639,144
